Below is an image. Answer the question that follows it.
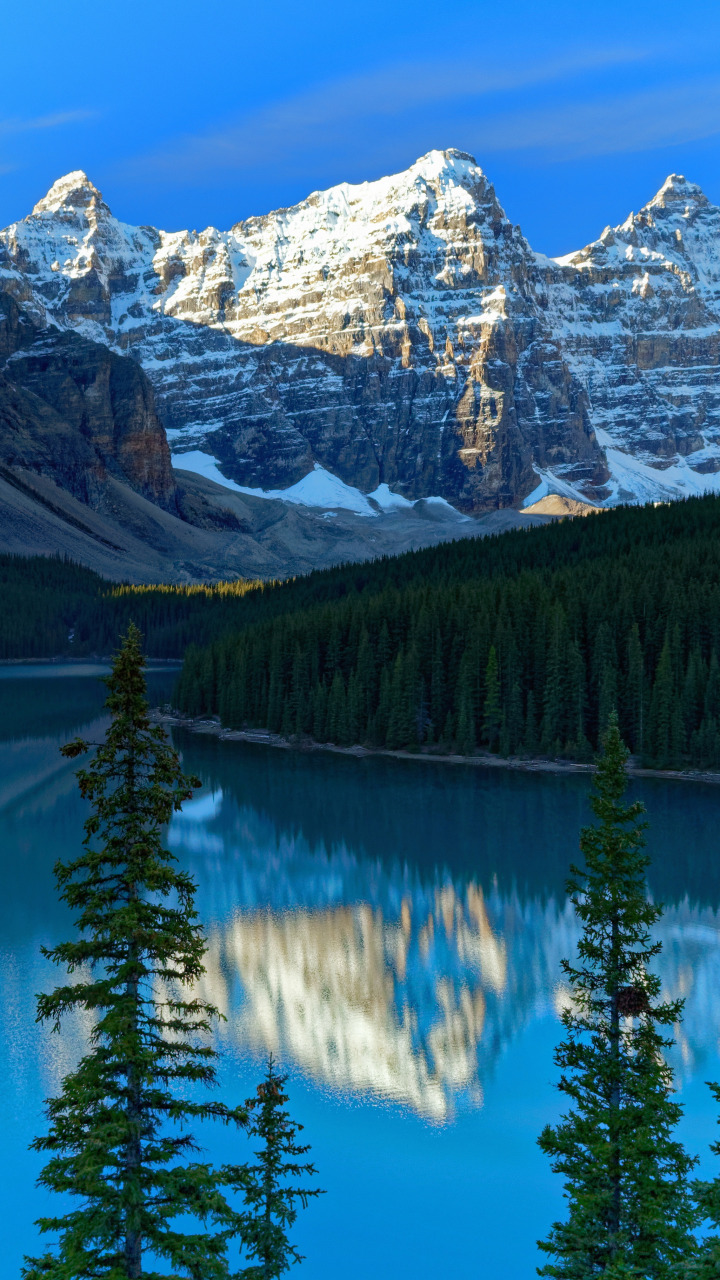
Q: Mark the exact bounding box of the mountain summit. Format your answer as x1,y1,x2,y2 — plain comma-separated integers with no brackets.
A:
2,153,719,509
646,173,709,210
31,170,106,217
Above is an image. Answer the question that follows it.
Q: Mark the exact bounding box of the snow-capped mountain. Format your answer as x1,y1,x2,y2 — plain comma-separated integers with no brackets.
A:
2,153,719,509
540,174,720,503
168,786,720,1119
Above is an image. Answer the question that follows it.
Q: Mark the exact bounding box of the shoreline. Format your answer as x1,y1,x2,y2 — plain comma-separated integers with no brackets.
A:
0,657,183,667
150,711,720,787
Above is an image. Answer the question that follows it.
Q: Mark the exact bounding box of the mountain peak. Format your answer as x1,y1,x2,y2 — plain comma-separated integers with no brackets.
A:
31,170,106,217
415,148,478,169
407,148,482,184
646,173,709,211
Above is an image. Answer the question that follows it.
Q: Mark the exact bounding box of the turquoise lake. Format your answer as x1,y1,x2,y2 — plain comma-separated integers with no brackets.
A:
2,665,720,1276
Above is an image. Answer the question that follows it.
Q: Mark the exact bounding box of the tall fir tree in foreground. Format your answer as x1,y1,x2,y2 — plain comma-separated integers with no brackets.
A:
230,1057,323,1279
538,714,697,1278
24,625,249,1280
691,1086,720,1275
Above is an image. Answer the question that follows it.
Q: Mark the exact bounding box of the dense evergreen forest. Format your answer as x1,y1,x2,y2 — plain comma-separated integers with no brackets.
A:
0,555,267,658
8,496,720,768
174,496,720,769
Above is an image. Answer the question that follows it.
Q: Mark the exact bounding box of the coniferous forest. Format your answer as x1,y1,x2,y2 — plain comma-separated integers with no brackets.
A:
173,495,720,770
0,555,267,659
9,495,720,769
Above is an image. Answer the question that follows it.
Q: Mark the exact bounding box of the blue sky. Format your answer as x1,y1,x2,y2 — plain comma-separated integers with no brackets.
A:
2,0,720,255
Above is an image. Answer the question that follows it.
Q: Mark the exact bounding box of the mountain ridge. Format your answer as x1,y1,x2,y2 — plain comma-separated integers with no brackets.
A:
1,150,719,513
3,283,531,582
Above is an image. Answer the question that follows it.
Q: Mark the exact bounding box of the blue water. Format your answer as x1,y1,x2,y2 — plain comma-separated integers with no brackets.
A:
2,666,720,1277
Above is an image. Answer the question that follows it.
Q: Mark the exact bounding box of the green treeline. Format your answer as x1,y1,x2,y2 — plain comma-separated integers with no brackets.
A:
10,498,720,769
175,495,720,769
0,555,268,658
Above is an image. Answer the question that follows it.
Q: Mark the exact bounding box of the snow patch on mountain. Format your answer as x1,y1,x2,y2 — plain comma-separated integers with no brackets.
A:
526,448,720,509
594,429,720,504
4,156,720,511
368,483,416,511
171,450,250,494
173,453,379,515
521,469,594,509
172,452,470,519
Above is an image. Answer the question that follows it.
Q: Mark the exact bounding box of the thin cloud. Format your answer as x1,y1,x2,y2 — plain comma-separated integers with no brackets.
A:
470,79,720,159
122,46,657,182
0,109,96,138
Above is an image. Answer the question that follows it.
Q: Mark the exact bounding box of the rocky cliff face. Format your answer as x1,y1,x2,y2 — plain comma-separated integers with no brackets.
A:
1,154,719,508
0,287,547,583
0,291,177,511
540,174,720,502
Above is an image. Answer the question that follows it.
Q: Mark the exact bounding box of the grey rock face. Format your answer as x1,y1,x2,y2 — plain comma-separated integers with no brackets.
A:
0,291,554,583
2,157,719,508
0,156,607,509
0,292,177,512
540,174,720,501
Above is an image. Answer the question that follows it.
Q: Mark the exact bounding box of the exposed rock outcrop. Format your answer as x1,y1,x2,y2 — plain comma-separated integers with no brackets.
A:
2,154,719,509
541,173,720,501
0,291,177,511
0,156,609,509
0,290,554,582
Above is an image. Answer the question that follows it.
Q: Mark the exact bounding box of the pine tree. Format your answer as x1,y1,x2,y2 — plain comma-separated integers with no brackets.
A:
311,681,328,742
566,637,589,759
505,679,524,755
455,664,476,756
429,620,445,738
692,1084,720,1277
542,608,566,753
325,670,348,744
649,631,674,766
597,660,618,743
537,715,697,1278
386,652,417,750
625,623,644,755
231,1057,323,1279
24,625,248,1280
524,689,538,755
704,651,720,724
482,645,502,751
290,643,310,736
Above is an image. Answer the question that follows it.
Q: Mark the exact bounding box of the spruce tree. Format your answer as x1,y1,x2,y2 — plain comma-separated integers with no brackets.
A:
538,714,697,1278
625,624,644,755
692,1086,720,1277
482,645,502,751
230,1057,323,1279
649,633,674,766
542,610,565,753
24,625,248,1279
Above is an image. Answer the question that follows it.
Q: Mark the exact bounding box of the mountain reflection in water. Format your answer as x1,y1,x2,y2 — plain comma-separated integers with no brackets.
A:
4,675,720,1280
168,733,720,1121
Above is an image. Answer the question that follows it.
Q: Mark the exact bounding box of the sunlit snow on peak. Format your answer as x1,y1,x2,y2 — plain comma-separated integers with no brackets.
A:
5,153,720,514
31,170,103,217
405,148,483,184
647,173,709,210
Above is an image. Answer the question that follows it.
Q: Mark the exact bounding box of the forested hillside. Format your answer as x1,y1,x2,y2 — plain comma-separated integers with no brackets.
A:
9,498,720,769
174,496,720,769
0,555,266,658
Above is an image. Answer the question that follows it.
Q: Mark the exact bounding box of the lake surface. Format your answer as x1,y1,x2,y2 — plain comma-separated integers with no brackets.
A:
3,667,720,1277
